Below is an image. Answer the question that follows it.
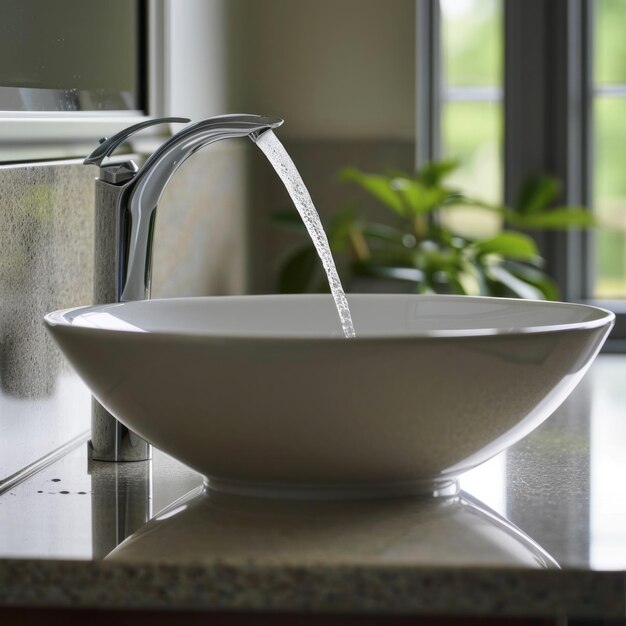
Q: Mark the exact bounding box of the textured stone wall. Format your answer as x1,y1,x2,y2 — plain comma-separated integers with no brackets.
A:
0,162,94,484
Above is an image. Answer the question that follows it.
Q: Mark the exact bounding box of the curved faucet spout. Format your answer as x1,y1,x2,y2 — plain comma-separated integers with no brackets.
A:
120,114,283,302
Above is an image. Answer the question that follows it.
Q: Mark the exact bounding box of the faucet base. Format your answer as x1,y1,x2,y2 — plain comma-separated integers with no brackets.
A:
89,399,152,462
87,439,153,463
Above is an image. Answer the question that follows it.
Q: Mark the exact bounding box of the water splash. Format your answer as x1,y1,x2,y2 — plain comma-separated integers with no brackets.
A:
256,130,356,338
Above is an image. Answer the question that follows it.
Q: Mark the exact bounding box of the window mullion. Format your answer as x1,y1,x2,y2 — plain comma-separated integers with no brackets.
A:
580,0,594,300
504,0,589,302
503,0,549,211
415,0,441,168
549,0,591,302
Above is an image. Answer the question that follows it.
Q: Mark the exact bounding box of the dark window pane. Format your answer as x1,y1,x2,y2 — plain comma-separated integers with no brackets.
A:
0,0,142,112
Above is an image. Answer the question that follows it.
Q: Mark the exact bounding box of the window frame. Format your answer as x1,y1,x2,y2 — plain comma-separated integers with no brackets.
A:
416,0,625,350
0,0,167,164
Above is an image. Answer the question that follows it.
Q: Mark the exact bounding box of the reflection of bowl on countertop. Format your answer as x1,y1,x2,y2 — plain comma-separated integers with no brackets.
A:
108,486,558,569
45,294,613,498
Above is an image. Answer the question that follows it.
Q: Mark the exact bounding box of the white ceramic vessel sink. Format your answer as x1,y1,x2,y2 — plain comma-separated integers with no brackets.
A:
45,294,613,498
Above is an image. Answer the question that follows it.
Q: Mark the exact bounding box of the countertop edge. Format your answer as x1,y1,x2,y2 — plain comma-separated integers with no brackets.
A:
0,559,624,618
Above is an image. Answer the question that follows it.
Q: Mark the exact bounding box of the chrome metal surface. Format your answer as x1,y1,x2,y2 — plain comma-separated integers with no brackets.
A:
120,114,283,301
89,400,151,463
85,114,283,461
90,174,151,461
83,117,190,167
99,161,138,185
88,453,152,558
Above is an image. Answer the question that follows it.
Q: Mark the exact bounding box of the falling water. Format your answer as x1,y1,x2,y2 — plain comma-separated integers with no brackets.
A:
255,130,356,338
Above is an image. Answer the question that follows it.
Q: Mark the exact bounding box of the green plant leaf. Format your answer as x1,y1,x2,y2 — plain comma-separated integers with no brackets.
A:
362,222,407,244
273,160,595,301
270,210,307,233
340,168,405,214
516,175,560,214
446,197,506,214
471,264,492,296
486,265,544,299
504,261,560,301
327,204,358,230
389,177,450,215
416,243,462,273
416,159,459,186
277,246,319,293
457,262,483,296
439,191,473,207
326,205,361,251
432,271,466,295
475,232,540,261
508,208,597,229
358,263,424,284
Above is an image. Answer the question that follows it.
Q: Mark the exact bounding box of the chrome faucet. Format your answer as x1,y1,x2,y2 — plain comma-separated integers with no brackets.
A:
84,114,284,462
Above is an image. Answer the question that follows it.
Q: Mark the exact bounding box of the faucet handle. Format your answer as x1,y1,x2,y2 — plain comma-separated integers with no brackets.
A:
84,117,190,167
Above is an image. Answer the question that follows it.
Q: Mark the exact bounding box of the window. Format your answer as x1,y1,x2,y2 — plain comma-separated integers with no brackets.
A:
0,0,165,162
440,0,503,239
417,0,626,347
0,0,144,113
441,0,503,206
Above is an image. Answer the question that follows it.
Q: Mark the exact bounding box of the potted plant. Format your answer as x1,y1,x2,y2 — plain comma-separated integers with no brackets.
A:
273,160,595,300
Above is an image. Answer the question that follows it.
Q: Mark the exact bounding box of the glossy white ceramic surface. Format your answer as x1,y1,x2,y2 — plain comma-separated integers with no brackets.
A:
108,486,559,569
45,294,614,497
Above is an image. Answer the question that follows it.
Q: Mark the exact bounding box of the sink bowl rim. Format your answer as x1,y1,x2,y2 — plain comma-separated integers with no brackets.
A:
44,293,615,342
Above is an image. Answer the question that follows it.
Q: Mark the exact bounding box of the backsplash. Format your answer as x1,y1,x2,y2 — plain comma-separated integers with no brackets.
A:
152,142,249,297
0,144,248,488
0,162,93,486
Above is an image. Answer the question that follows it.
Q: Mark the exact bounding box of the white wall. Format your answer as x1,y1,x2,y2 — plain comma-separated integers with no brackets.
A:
167,0,230,118
167,0,415,138
230,0,416,139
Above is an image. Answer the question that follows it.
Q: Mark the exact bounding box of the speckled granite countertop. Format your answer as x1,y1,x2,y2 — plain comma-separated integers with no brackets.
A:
0,355,625,620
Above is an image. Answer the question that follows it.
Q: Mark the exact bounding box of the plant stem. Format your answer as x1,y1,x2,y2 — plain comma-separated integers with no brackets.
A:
413,216,427,239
